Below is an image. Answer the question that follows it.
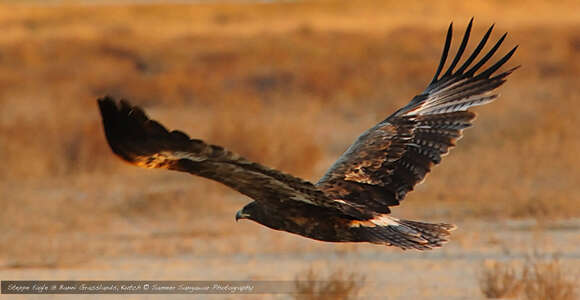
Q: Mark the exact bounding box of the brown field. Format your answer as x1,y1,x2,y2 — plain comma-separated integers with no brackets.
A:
0,0,579,299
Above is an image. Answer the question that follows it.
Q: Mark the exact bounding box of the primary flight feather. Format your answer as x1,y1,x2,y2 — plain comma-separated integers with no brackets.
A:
98,19,517,250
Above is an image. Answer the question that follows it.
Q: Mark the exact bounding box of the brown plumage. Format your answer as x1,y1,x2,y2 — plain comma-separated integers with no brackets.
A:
98,19,517,250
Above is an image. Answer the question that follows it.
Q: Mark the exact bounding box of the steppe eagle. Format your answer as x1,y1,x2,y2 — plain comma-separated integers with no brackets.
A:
98,19,517,250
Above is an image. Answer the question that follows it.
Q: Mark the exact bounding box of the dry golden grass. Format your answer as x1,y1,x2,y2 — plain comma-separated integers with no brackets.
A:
479,261,523,298
520,258,578,300
479,257,578,300
294,268,365,300
0,0,579,269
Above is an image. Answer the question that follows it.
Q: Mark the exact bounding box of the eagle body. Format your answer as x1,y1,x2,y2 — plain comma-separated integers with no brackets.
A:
238,201,360,243
239,201,454,249
98,19,517,250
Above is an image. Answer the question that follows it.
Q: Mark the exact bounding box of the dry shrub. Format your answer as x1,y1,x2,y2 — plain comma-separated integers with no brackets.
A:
479,260,523,298
479,258,577,300
294,268,365,300
521,259,577,300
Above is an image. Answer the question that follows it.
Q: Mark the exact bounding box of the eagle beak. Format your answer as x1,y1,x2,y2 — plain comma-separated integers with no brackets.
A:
235,210,249,222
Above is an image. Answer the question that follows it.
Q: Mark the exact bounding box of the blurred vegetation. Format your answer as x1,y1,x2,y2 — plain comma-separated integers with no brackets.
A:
0,0,579,268
294,267,365,300
479,256,577,300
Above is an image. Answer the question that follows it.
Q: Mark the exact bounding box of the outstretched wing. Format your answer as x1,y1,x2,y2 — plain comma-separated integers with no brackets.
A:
97,97,329,207
317,19,518,217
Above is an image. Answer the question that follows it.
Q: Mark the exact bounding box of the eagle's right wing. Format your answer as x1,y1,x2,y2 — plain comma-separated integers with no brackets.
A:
97,97,329,207
316,19,518,218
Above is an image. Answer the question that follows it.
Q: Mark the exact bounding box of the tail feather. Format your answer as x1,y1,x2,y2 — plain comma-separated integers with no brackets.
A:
398,219,457,247
351,216,456,250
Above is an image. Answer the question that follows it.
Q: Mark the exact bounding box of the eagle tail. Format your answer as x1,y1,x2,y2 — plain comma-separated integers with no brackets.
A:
352,217,456,250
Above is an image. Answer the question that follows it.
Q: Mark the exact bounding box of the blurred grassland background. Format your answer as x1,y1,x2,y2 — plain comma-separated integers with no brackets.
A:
0,1,579,294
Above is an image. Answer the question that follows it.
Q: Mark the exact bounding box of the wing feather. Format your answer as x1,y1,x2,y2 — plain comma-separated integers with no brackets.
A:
98,97,330,208
317,20,517,217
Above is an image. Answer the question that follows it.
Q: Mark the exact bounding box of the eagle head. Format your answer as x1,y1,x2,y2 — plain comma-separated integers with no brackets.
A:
235,202,284,231
235,209,250,221
235,202,259,222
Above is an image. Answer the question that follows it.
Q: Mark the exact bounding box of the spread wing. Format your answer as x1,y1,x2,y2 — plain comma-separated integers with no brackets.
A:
316,19,518,217
97,97,330,207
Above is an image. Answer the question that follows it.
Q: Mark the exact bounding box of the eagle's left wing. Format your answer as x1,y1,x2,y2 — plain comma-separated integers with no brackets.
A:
97,97,330,207
316,20,518,218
